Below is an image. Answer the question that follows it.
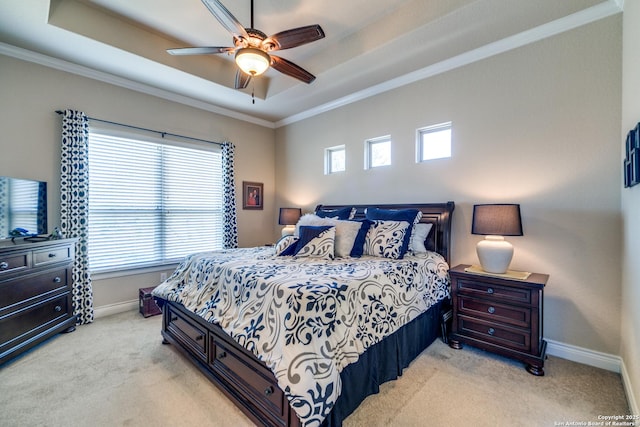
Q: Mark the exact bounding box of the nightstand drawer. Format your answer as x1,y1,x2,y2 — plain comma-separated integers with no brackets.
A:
457,278,532,305
458,315,531,352
458,296,531,328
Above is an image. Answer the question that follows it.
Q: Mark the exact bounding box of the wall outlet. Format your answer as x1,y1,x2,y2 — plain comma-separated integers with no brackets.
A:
160,272,167,282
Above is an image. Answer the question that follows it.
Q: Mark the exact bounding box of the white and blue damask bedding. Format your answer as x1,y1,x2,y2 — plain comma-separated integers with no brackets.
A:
153,246,450,426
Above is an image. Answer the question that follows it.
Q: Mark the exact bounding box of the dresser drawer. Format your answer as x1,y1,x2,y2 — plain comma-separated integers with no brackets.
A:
458,315,531,352
0,268,70,311
0,293,71,346
211,339,285,418
456,278,532,306
33,246,73,267
0,252,29,277
166,307,207,362
458,296,531,328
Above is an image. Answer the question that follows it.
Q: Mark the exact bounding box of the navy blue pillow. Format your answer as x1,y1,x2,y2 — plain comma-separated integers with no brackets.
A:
365,208,421,257
349,219,372,257
315,207,353,220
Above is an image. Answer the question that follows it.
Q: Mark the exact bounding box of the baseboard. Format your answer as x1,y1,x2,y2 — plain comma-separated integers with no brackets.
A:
94,300,138,319
620,358,640,416
546,339,621,373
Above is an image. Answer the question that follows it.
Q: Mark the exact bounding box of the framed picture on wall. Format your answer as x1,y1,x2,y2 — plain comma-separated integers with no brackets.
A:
242,181,263,210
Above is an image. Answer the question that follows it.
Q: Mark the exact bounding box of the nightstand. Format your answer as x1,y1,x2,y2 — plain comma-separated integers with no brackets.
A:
448,264,549,376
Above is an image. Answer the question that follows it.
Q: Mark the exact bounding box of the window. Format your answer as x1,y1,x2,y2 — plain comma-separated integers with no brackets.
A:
417,122,452,162
88,130,224,272
325,145,346,174
365,135,391,169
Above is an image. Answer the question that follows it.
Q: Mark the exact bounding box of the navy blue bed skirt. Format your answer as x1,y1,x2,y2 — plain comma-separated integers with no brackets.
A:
321,300,444,426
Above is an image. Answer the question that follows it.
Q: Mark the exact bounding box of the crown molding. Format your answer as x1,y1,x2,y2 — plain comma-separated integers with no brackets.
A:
0,0,622,130
0,42,276,129
275,0,623,128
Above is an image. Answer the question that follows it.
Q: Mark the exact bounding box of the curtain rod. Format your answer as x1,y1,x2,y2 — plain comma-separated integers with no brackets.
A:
55,110,221,146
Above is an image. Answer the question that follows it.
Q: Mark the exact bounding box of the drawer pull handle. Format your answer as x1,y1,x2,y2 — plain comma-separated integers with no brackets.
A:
53,277,62,283
487,287,494,294
54,305,62,312
0,262,8,270
170,316,178,322
48,253,57,258
196,335,204,341
218,351,227,359
488,327,495,335
488,306,495,314
264,386,274,396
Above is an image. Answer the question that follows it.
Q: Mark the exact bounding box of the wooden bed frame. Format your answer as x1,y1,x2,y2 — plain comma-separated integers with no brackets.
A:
155,202,454,427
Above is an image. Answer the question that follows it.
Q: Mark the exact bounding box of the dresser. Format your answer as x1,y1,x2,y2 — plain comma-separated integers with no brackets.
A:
0,238,77,365
448,264,549,375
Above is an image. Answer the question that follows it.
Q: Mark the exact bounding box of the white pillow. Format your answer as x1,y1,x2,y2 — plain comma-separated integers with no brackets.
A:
409,223,433,253
295,214,361,257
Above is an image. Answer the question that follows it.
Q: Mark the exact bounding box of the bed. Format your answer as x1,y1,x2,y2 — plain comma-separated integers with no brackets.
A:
152,202,454,427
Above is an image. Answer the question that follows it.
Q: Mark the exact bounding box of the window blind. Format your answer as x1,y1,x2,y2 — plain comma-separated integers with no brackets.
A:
87,132,223,272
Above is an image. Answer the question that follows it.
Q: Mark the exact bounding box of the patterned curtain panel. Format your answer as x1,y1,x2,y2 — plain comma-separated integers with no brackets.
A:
60,109,93,325
0,178,7,237
221,141,238,248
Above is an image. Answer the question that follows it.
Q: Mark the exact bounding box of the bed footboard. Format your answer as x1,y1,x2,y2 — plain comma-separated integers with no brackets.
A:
157,299,302,427
156,297,444,427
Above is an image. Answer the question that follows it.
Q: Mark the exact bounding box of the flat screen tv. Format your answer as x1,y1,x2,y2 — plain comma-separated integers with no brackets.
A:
0,176,48,238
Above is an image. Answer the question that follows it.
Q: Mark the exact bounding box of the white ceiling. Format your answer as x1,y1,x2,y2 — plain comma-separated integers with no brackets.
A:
0,0,622,127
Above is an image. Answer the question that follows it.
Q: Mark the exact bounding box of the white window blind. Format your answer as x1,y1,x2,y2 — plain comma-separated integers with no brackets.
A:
88,132,223,272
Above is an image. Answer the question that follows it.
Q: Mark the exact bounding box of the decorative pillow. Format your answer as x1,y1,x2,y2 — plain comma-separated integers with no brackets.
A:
349,219,372,257
293,225,335,259
365,208,422,257
409,223,433,253
315,206,355,220
363,220,411,259
295,213,327,236
275,235,299,256
295,214,362,257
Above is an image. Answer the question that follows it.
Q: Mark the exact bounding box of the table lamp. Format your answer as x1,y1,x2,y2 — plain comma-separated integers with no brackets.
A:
279,208,302,237
471,204,523,274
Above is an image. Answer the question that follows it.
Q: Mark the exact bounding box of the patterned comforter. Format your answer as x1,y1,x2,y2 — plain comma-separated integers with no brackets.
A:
153,246,450,426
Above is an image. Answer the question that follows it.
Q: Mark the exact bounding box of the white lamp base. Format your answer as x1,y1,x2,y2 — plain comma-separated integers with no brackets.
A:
281,225,296,237
476,235,514,274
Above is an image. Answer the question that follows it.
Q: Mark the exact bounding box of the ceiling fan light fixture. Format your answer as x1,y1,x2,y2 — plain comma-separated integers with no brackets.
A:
235,48,270,76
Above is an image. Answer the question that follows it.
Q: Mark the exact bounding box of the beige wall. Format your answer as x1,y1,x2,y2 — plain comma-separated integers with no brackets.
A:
276,16,623,356
621,0,640,415
0,55,276,308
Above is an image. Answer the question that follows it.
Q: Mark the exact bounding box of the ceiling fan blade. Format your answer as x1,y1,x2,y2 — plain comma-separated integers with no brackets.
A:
270,55,316,84
167,46,235,55
235,69,251,89
201,0,249,40
263,25,325,51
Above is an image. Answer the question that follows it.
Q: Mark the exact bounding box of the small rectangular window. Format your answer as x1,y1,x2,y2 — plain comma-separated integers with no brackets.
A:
325,145,345,174
365,135,391,169
417,122,452,162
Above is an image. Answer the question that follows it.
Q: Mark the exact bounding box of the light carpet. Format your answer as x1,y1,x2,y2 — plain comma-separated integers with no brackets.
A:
0,310,630,427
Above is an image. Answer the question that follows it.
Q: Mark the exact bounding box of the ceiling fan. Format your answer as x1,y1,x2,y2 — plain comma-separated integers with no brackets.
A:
167,0,325,90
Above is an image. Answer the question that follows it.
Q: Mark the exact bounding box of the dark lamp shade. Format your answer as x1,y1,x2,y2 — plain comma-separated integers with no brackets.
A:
279,208,302,225
471,204,523,236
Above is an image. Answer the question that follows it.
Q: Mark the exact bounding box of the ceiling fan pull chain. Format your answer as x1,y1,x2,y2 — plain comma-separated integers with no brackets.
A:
252,81,255,104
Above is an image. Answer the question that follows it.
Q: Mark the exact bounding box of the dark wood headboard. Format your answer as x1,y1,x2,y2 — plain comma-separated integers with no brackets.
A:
314,202,455,265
